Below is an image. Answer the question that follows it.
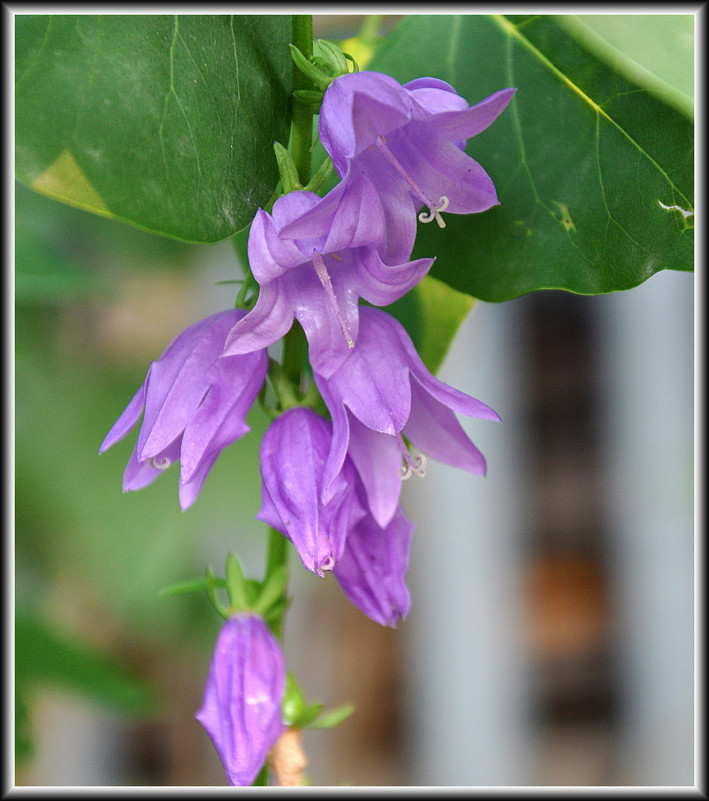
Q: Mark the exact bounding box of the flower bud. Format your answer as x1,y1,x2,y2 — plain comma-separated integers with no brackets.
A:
196,614,285,786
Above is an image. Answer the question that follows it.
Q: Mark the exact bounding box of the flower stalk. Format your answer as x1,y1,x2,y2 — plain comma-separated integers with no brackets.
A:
290,15,314,186
260,13,316,649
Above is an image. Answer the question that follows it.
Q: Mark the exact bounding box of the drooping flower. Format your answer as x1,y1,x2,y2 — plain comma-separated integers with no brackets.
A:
99,309,268,510
307,71,516,263
333,505,414,628
196,613,286,787
257,406,366,576
315,306,501,529
221,172,434,378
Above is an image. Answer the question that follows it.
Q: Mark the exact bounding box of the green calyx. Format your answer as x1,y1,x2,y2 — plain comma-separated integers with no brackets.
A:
282,672,355,731
159,553,290,632
290,39,357,97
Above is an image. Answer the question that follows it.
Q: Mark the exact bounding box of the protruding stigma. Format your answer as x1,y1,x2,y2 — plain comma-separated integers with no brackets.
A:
395,433,427,480
375,136,449,228
150,455,172,471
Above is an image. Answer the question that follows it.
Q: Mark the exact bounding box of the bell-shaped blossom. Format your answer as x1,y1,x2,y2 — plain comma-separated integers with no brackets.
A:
221,173,434,378
315,306,501,529
310,71,516,263
257,406,366,576
334,505,414,628
99,309,268,510
196,613,286,786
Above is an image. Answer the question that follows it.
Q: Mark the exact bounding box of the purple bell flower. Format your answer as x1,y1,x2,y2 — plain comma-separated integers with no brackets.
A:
196,613,286,786
315,306,501,529
99,309,268,510
315,71,516,263
257,406,366,576
334,505,414,628
221,173,434,378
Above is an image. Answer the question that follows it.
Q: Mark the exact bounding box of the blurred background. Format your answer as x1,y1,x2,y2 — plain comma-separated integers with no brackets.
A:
13,14,695,788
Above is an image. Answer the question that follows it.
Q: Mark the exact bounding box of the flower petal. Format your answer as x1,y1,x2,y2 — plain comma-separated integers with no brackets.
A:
180,348,268,483
99,381,146,453
386,123,499,215
222,282,296,357
334,507,413,627
404,379,488,476
279,172,385,255
319,71,415,168
122,437,181,492
431,87,517,142
138,311,243,460
345,414,403,529
258,407,361,575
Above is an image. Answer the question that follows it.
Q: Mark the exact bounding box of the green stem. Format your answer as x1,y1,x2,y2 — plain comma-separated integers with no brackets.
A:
259,14,314,638
291,15,314,185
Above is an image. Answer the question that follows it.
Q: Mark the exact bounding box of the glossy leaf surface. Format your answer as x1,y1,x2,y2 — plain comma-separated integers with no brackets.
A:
15,14,293,242
368,14,694,302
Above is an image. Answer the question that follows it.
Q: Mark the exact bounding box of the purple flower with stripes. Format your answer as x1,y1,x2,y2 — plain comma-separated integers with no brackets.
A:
315,306,501,529
99,309,267,510
221,173,433,378
315,71,516,263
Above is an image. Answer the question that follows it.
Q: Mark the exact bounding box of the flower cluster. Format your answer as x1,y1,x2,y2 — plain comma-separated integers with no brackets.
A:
101,69,514,785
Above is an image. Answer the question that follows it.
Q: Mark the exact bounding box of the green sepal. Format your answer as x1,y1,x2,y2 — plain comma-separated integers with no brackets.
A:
289,44,332,91
296,703,325,729
243,578,263,608
282,671,307,727
225,553,250,613
253,564,289,618
293,89,324,107
281,672,355,731
205,566,230,619
303,156,334,195
340,51,360,73
273,141,301,194
158,576,226,598
306,703,355,730
313,39,349,77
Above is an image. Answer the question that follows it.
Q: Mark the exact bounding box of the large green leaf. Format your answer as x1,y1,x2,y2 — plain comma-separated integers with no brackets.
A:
369,14,694,301
15,14,293,242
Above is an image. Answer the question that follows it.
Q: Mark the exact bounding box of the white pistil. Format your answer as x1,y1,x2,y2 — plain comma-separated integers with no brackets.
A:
395,433,427,480
418,195,449,227
320,555,335,571
150,455,171,470
311,251,354,349
375,135,449,228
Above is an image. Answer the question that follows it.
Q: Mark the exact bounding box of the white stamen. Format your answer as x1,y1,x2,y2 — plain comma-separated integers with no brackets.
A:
150,455,172,470
375,136,450,228
320,555,335,571
418,195,449,227
396,433,427,480
311,251,355,349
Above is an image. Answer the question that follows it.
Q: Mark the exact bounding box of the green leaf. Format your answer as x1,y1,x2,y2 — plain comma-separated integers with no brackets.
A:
557,15,693,116
369,14,694,302
15,610,157,714
15,14,293,242
306,703,355,730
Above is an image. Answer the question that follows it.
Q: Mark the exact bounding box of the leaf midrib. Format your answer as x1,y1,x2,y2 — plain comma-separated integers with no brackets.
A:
490,14,693,211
